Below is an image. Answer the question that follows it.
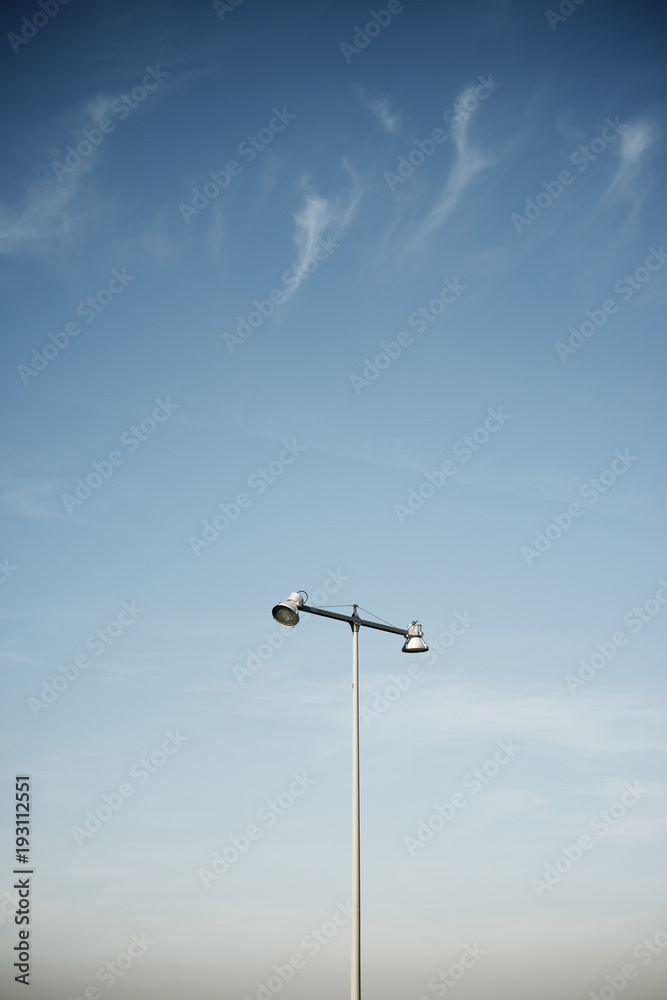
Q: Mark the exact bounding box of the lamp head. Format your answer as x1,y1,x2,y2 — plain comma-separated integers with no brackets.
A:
272,592,304,628
402,621,428,653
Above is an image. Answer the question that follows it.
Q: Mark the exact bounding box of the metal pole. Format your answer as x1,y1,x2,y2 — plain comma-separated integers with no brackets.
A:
351,610,361,1000
273,595,423,1000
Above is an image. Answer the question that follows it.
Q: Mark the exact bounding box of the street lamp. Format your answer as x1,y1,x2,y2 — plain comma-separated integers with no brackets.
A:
271,591,428,1000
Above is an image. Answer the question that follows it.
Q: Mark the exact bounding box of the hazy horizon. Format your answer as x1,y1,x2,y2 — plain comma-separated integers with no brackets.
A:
2,0,667,997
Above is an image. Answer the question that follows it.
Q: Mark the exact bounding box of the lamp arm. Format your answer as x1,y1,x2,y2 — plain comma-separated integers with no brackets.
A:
300,604,408,636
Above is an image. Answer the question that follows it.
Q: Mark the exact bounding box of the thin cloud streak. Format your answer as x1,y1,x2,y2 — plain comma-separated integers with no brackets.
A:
0,481,68,520
606,119,657,199
283,161,362,301
0,163,98,257
357,88,400,133
411,85,494,245
202,670,667,756
380,687,667,755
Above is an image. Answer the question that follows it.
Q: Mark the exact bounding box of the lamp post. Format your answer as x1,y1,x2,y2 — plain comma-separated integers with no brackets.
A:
271,591,428,1000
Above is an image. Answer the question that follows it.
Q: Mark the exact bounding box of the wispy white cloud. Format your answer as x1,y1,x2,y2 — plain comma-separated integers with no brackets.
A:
0,641,39,669
413,84,494,242
0,481,65,519
606,119,657,198
284,160,362,300
356,88,400,133
81,93,117,124
0,163,98,258
0,67,180,260
198,663,667,758
291,193,331,277
377,687,667,755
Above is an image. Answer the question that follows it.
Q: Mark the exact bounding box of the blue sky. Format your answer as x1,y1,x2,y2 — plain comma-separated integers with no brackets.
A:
1,0,667,997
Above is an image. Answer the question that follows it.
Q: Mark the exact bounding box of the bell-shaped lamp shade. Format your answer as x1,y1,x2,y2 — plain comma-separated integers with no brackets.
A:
402,621,428,653
272,592,304,627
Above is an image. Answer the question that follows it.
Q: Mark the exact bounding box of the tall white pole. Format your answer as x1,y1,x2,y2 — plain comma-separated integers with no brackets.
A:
351,615,361,1000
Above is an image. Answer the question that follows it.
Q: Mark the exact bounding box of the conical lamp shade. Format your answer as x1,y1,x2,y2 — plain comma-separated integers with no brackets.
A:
402,622,428,653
